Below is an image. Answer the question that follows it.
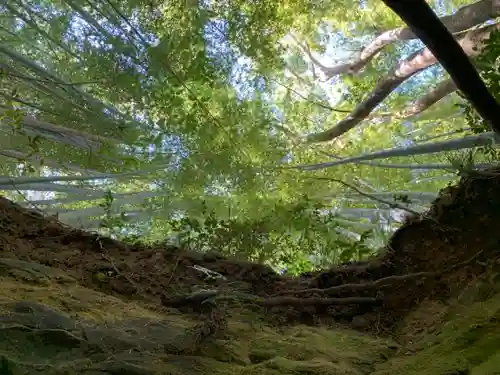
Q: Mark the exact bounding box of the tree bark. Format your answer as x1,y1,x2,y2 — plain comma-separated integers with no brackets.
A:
366,78,457,123
399,78,457,118
0,149,105,175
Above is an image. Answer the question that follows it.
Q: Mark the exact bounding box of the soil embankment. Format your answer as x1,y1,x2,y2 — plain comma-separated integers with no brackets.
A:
0,169,500,374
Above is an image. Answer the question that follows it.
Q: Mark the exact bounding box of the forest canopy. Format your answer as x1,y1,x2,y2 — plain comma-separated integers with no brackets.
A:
1,0,499,274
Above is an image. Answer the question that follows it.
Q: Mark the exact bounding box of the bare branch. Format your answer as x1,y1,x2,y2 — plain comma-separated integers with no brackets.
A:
299,132,497,170
305,23,499,143
322,0,500,78
383,0,500,133
289,33,336,77
400,78,457,118
271,78,351,113
0,149,105,175
302,41,318,80
362,78,457,123
416,128,471,143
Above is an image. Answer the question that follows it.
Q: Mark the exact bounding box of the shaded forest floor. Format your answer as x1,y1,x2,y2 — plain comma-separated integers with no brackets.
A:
1,169,500,374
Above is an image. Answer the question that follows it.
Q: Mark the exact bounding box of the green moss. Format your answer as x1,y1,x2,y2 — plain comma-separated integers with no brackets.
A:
0,258,398,375
8,255,500,375
0,265,164,323
471,351,500,374
242,356,361,375
373,289,500,375
247,326,396,371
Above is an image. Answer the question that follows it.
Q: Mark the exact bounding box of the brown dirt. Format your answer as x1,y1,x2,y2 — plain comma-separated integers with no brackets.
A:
1,168,500,333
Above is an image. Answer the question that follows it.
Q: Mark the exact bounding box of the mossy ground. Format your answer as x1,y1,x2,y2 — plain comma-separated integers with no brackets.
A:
378,307,500,374
374,272,500,375
1,256,499,375
0,257,397,375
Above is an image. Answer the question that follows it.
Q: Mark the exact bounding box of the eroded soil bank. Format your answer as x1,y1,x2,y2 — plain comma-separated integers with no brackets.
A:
0,169,500,374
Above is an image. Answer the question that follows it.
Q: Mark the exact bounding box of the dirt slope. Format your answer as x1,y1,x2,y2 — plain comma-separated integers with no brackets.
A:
0,169,500,374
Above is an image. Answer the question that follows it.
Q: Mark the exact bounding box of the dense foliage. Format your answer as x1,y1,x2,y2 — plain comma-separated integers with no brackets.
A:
0,0,499,274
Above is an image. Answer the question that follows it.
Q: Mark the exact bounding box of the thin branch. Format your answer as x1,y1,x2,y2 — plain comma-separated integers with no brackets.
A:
305,177,421,216
315,149,469,170
1,70,100,86
271,78,351,113
4,0,79,59
101,253,141,293
397,78,458,119
297,132,497,171
102,0,148,47
415,128,471,143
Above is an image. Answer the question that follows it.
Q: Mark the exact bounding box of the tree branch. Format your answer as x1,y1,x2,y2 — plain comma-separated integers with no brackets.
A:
305,177,421,216
362,78,457,123
377,78,458,122
271,78,351,114
400,78,457,118
321,0,500,78
289,33,338,78
305,23,499,143
383,0,500,134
